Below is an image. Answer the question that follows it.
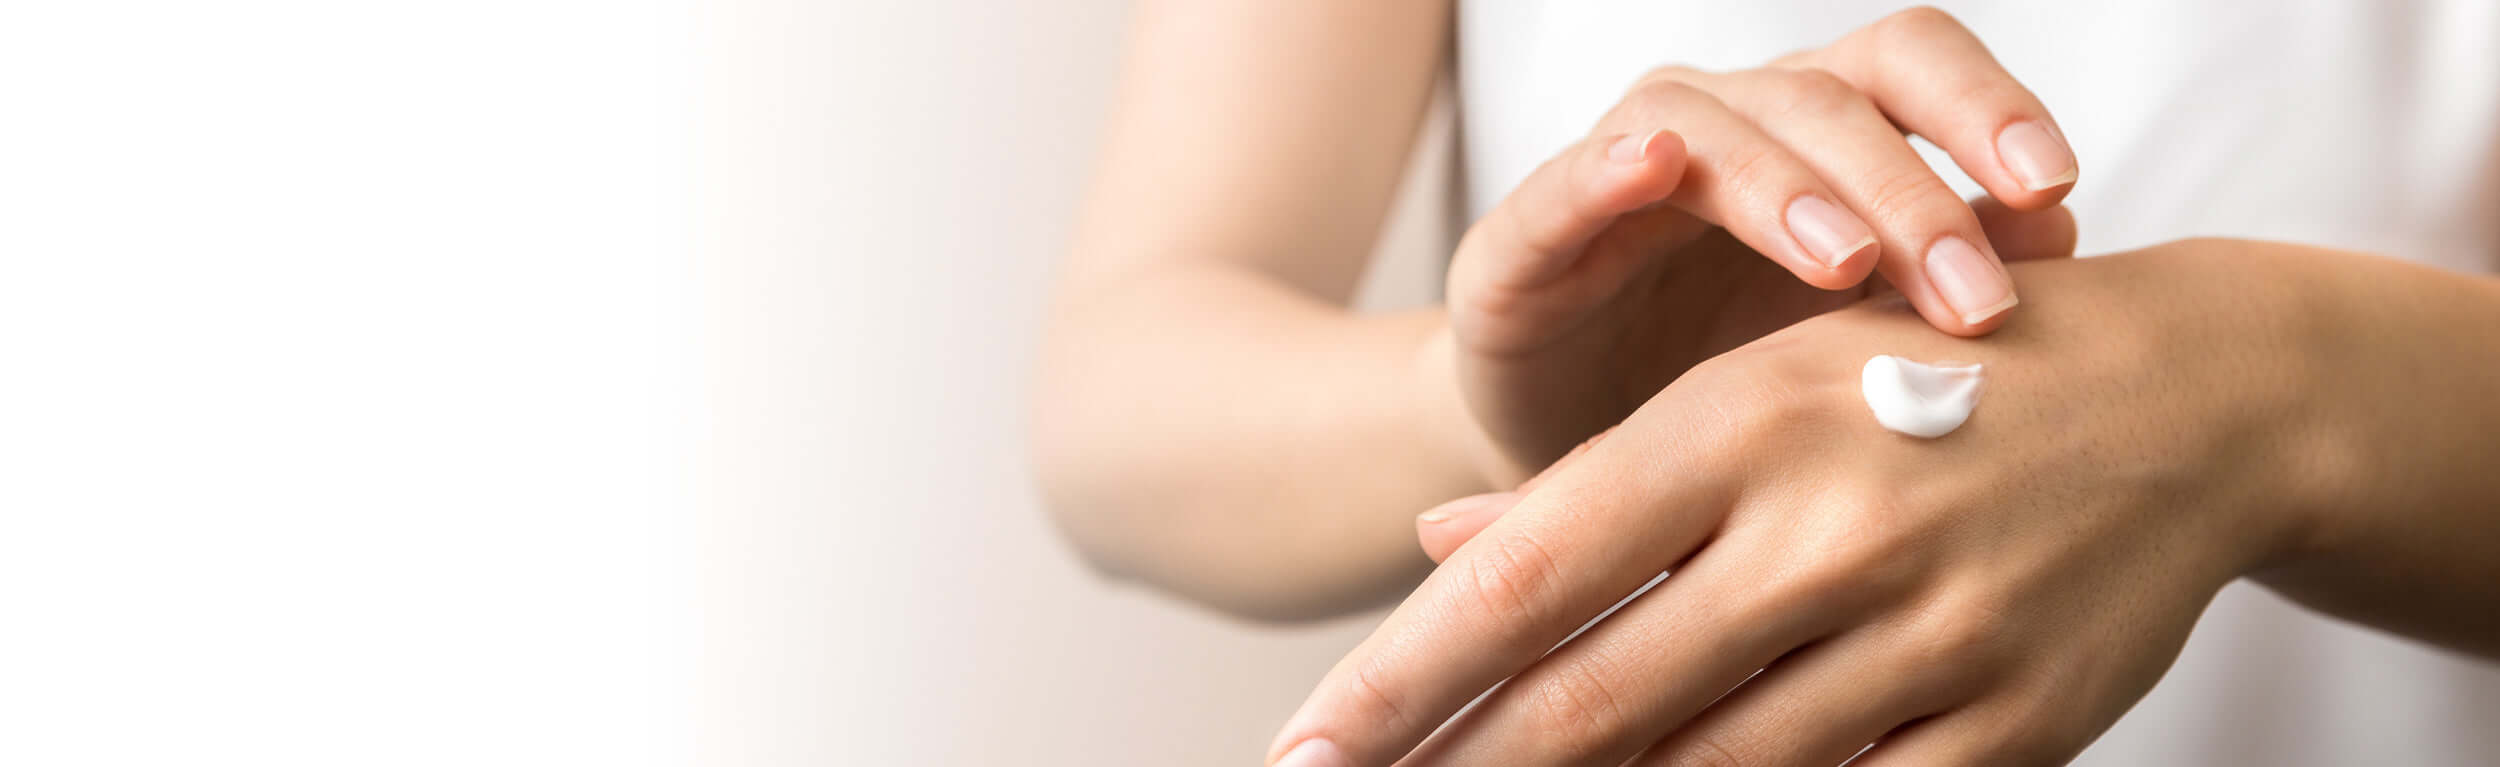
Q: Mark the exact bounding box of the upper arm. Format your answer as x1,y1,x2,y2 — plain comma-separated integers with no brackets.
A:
1067,0,1450,303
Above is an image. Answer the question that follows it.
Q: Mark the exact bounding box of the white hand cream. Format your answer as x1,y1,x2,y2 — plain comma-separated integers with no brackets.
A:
1860,355,1983,438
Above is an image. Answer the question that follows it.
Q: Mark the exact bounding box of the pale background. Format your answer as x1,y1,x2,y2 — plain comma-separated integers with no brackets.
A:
3,1,694,765
4,1,1431,763
694,1,1456,764
1,1,1664,765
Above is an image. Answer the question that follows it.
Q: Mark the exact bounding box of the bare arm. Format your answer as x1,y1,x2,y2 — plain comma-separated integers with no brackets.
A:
1035,4,2075,624
1031,0,1467,621
2253,250,2500,657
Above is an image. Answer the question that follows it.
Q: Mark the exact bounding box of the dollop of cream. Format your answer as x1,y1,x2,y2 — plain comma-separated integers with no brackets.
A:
1860,355,1983,438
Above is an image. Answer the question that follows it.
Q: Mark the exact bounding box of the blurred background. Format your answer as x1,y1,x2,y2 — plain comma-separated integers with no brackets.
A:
2,0,1447,765
694,2,1453,764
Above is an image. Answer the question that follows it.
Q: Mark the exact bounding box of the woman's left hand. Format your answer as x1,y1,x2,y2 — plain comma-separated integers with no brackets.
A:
1267,239,2378,766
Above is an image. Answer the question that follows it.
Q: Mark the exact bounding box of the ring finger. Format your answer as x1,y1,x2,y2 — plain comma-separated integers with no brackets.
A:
1628,622,1978,767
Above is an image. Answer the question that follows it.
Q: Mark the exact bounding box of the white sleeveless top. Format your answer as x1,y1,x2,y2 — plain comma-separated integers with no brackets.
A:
1458,1,2500,763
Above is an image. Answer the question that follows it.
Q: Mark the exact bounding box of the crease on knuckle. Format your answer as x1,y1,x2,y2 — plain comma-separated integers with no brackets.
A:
1345,658,1419,736
1662,730,1748,767
1527,657,1633,758
1857,165,1960,227
1463,531,1567,629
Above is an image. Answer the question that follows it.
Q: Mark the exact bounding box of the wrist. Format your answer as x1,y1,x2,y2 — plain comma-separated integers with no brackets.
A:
2083,240,2348,576
1411,322,1507,495
2260,249,2500,571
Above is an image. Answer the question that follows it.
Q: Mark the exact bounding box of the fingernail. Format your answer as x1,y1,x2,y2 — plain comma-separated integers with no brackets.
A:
1925,236,2017,325
1274,739,1352,767
1609,129,1666,164
1996,121,2077,191
1417,507,1454,524
1785,195,1877,268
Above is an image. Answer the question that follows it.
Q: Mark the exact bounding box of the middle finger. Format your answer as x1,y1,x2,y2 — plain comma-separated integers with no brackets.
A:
1653,66,2018,335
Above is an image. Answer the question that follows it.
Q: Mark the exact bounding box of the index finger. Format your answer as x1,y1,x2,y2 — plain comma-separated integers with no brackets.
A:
1266,395,1742,766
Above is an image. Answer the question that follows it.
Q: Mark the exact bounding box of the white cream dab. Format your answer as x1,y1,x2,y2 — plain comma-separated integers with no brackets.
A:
1861,355,1983,438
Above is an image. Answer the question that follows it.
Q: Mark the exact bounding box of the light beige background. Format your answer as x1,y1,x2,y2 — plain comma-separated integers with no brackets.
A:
694,2,1452,764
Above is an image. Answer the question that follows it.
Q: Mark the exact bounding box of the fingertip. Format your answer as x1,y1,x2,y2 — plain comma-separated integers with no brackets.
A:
1940,297,2014,336
1986,180,2074,213
1783,195,1882,290
1648,129,1690,171
1917,234,2018,334
1795,236,1882,291
1416,492,1517,564
1597,129,1687,205
1992,119,2078,206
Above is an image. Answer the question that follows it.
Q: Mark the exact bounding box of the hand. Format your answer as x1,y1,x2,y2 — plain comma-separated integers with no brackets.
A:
1274,240,2355,766
1440,6,2081,484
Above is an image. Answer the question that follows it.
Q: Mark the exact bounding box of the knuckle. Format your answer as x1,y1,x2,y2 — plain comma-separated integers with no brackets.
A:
1739,555,1855,625
1344,658,1420,735
1723,366,1820,441
1672,343,1849,462
1633,64,1708,92
1760,67,1864,120
1875,5,1969,43
1973,723,2083,767
1944,77,2037,119
1904,592,2018,677
1856,164,1963,224
1705,142,1782,188
1460,531,1568,628
1524,658,1635,759
1659,731,1749,767
1617,75,1719,123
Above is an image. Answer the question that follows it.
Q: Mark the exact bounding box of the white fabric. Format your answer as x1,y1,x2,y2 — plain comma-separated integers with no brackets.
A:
1457,1,2500,763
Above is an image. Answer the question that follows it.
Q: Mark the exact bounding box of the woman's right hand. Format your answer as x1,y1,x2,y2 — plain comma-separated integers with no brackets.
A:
1437,6,2080,484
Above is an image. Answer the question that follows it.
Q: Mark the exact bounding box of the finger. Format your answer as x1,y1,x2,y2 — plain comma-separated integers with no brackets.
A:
1793,6,2078,210
1822,200,2072,301
1266,399,1738,766
1416,492,1517,564
1416,429,1608,564
1648,66,2018,335
1447,129,1690,353
1461,128,1689,288
1397,521,1849,766
1627,625,1977,767
1972,196,2077,262
1595,77,1883,291
1850,698,2088,767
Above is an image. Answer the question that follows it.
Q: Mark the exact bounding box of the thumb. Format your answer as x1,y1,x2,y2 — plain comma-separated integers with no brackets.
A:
1447,130,1691,355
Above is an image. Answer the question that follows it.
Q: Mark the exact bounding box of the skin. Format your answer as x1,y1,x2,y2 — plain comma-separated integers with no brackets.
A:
1037,1,2063,618
1273,243,2500,766
1029,1,2500,764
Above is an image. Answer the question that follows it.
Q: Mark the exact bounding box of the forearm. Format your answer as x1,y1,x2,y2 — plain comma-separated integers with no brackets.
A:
1033,261,1485,621
1031,0,1454,620
2255,248,2500,657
